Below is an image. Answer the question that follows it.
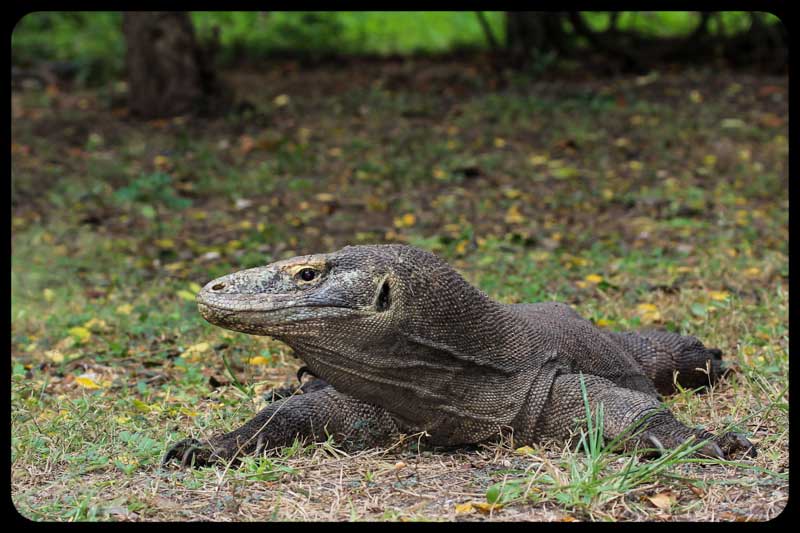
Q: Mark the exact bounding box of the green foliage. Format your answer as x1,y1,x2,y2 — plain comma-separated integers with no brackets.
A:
12,11,779,86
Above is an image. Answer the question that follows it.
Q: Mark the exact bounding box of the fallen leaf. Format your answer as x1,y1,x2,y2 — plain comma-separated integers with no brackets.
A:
75,375,102,390
68,326,92,344
177,290,196,302
708,290,730,301
473,502,503,514
585,274,604,284
182,342,211,361
393,213,416,228
45,350,64,363
116,304,134,315
454,502,474,514
647,491,676,510
688,485,706,497
504,204,525,224
637,303,662,324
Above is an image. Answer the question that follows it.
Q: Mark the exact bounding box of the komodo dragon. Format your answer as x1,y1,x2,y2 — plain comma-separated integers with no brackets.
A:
163,244,755,467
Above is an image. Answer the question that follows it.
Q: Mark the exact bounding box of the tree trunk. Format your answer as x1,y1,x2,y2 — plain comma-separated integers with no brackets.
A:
505,12,570,65
122,12,229,119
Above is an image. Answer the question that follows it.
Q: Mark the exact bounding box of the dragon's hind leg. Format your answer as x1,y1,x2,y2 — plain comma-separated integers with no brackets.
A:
612,330,727,395
536,373,755,459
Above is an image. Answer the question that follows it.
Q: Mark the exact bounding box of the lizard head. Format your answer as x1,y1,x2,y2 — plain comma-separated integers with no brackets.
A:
196,244,424,339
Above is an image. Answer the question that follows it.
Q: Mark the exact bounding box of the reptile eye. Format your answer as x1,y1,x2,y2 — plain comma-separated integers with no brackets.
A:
297,268,317,282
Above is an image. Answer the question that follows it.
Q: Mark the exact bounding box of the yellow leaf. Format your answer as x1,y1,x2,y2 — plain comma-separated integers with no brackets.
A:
473,502,503,514
45,350,64,363
188,282,202,293
115,415,131,424
596,318,612,327
239,220,253,229
153,154,171,169
75,375,102,389
116,303,133,315
503,188,522,199
273,94,290,107
182,342,211,361
432,168,447,180
689,90,702,103
83,317,107,331
584,274,604,284
454,240,468,255
177,290,196,302
601,188,614,200
43,288,55,303
493,137,506,148
132,399,151,412
575,280,588,289
455,503,474,514
709,290,730,301
528,154,548,166
393,213,416,228
155,239,174,249
504,204,525,224
744,267,761,278
637,303,662,324
315,193,336,202
515,446,535,455
68,326,92,344
248,356,270,365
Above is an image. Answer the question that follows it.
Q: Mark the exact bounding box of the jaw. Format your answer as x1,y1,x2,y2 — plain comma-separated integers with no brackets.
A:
196,299,364,336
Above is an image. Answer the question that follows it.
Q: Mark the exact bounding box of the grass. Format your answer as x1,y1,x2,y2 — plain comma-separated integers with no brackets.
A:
11,58,787,521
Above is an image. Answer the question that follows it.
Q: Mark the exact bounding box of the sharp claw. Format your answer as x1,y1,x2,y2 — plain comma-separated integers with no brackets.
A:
180,445,199,467
646,434,665,456
161,449,176,467
699,441,725,459
296,366,314,382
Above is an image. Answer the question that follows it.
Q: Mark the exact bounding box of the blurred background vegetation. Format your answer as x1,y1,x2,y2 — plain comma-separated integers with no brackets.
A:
12,11,784,87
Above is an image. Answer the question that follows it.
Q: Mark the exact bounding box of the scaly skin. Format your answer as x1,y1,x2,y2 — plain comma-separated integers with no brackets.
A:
163,244,755,467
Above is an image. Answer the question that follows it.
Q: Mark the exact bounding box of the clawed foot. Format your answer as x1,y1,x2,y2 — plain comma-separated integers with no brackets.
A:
162,437,247,468
637,429,756,460
162,438,216,468
715,431,757,459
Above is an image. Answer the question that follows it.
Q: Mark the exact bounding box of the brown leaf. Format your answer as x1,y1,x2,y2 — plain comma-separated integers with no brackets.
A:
688,484,706,497
646,491,676,510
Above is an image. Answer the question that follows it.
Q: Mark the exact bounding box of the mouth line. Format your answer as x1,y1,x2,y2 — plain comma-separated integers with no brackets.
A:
197,301,357,314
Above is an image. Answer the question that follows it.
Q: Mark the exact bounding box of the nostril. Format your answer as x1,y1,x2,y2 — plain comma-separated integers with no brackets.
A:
212,283,225,291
